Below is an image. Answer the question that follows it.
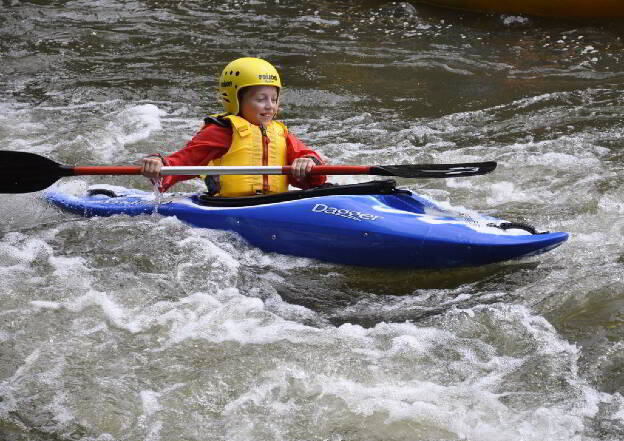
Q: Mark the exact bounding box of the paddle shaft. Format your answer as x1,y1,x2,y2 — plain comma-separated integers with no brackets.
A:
72,164,494,177
73,165,374,176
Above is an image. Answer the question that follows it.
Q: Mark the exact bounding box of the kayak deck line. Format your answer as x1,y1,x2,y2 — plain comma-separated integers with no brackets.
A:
44,181,568,269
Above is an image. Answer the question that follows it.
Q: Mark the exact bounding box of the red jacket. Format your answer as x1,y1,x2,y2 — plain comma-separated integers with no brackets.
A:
158,123,326,192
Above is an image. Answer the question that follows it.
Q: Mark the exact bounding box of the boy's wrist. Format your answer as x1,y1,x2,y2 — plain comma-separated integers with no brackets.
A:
304,155,322,165
146,153,167,165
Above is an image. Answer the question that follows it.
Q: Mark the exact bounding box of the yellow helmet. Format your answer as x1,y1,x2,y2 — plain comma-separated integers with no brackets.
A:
218,57,282,115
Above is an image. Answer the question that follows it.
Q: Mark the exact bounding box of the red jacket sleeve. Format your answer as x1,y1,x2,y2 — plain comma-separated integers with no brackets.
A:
159,124,232,192
286,133,327,189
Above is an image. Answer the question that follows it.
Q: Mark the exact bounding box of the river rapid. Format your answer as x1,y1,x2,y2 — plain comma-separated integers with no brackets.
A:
1,1,624,440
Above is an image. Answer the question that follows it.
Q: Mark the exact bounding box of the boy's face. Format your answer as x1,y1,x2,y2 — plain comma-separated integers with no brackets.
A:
239,85,279,127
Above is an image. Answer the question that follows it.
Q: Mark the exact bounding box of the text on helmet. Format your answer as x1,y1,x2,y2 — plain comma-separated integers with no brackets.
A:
258,74,278,81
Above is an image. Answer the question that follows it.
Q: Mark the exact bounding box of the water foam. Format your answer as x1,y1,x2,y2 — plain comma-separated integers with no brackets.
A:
215,303,608,441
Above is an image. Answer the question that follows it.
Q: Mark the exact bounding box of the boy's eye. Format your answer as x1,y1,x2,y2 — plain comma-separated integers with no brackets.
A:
254,96,277,103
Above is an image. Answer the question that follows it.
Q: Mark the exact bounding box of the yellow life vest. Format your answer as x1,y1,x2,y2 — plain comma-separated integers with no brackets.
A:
207,115,289,197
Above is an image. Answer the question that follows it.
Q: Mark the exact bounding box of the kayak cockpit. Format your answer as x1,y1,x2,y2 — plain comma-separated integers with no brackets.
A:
192,179,407,207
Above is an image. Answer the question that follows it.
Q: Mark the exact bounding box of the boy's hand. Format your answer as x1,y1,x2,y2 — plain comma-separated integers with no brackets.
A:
291,157,316,179
141,157,163,182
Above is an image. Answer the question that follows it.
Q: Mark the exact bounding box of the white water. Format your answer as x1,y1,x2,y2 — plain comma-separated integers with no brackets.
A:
2,1,624,440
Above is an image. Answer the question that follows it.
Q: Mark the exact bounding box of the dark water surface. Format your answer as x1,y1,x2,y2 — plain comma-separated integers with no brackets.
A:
1,1,624,440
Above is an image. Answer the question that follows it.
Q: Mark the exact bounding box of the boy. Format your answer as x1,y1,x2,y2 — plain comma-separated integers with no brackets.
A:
141,57,326,196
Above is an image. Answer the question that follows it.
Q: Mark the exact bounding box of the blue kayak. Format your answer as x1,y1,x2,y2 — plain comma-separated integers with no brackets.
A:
44,180,568,269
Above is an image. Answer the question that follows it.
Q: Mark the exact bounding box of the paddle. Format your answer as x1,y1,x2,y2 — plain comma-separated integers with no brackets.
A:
0,150,497,194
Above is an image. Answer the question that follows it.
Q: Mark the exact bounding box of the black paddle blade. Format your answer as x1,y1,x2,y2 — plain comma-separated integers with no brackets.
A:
371,161,497,178
0,150,74,193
